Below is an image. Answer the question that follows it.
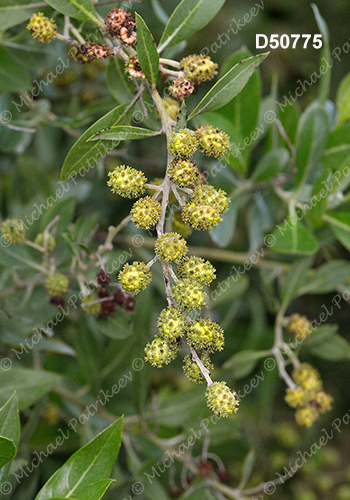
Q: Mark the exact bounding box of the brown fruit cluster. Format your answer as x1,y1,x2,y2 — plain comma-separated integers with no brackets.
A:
105,8,136,46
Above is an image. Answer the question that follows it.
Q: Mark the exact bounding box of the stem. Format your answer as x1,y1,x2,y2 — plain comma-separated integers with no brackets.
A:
97,215,131,254
159,58,181,68
189,346,213,386
272,311,297,390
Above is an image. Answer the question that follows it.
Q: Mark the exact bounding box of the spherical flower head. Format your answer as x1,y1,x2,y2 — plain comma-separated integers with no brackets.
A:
168,129,199,158
119,261,151,294
191,185,230,215
315,391,333,413
125,57,145,79
27,12,57,43
173,279,207,311
81,293,101,316
171,212,192,239
168,77,194,101
205,381,239,417
168,158,198,188
180,55,218,85
131,196,161,230
186,318,224,353
163,96,180,121
157,307,187,339
45,273,69,297
34,232,56,252
292,363,322,391
154,232,188,263
177,256,216,286
295,406,319,427
288,314,312,340
183,354,213,383
107,165,146,198
1,219,26,244
182,201,221,231
145,337,178,367
285,387,309,408
195,125,230,158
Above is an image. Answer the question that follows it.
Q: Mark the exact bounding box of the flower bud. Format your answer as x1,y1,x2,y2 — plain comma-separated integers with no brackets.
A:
157,307,187,339
173,279,207,310
186,318,224,353
288,314,312,340
168,158,198,187
168,129,198,158
177,256,216,286
131,196,161,229
34,232,56,252
45,273,69,297
119,261,151,294
205,381,239,417
182,201,221,231
145,337,178,367
1,219,26,244
107,165,146,198
81,293,101,316
195,125,230,158
154,232,188,263
27,12,57,43
180,54,218,85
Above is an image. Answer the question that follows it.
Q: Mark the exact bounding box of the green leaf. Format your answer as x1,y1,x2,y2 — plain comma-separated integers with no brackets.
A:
0,47,30,92
0,368,61,410
75,479,115,500
189,53,268,119
0,393,20,449
250,148,289,182
135,13,159,86
45,0,100,24
239,449,256,489
158,0,226,51
106,58,133,104
270,221,319,255
336,72,350,126
210,191,249,247
311,4,331,104
223,350,268,380
298,260,350,296
324,212,350,251
61,102,131,181
218,47,262,140
280,257,313,308
302,324,338,349
0,0,39,30
35,418,123,500
306,167,331,228
88,125,162,142
310,333,350,361
0,436,16,469
322,124,350,170
294,102,329,189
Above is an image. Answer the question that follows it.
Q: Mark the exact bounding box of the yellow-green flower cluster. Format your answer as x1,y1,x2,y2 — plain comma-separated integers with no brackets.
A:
45,273,69,297
1,219,26,244
195,125,230,158
205,381,239,417
154,232,187,262
180,55,218,85
182,185,229,231
34,232,56,252
171,212,192,239
119,261,151,294
168,129,199,158
81,293,101,316
163,96,180,121
173,279,207,311
186,318,224,353
177,256,216,286
144,337,179,367
157,307,186,340
183,354,213,383
107,165,146,198
168,158,198,187
131,196,161,229
288,313,312,340
285,363,333,427
27,12,57,43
